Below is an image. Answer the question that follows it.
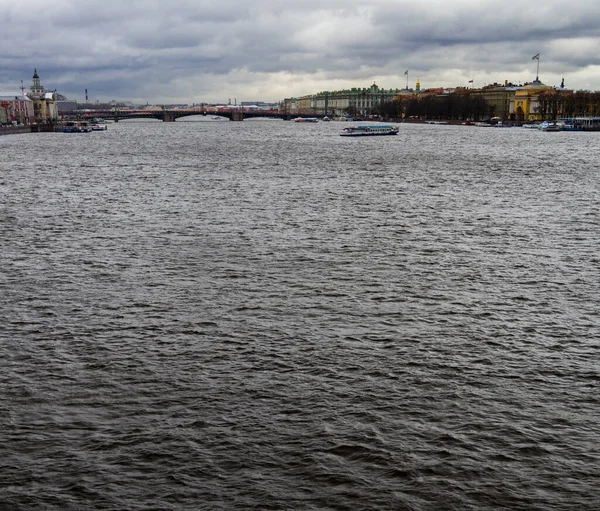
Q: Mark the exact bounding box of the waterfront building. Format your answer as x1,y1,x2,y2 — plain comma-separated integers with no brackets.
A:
0,93,35,124
26,69,58,122
241,101,279,109
470,82,522,120
0,103,7,124
393,78,420,100
310,83,405,117
509,80,558,121
298,95,313,112
282,97,300,114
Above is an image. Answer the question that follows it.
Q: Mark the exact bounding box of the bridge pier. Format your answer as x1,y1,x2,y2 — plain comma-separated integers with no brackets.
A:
163,112,176,122
231,111,244,121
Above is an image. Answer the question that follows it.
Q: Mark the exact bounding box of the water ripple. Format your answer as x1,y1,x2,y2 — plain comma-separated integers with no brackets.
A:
1,122,599,510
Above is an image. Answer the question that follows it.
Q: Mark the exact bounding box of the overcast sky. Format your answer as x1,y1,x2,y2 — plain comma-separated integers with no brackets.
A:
2,0,600,104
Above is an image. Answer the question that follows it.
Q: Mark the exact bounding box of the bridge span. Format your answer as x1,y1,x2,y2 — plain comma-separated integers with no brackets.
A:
79,108,328,122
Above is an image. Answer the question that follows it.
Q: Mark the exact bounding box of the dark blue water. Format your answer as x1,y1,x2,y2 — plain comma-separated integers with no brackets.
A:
1,120,599,510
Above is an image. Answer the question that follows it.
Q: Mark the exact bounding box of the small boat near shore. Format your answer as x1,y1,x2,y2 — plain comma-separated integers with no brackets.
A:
340,125,399,137
538,121,560,132
295,117,319,123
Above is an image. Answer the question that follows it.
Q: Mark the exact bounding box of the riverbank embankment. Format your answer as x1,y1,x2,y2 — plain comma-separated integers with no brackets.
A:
1,124,61,136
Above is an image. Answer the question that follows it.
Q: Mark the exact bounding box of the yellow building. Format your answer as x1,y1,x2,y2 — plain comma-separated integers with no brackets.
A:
510,80,554,121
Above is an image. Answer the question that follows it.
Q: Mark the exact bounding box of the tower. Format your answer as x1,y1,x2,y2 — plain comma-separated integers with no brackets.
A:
415,78,421,93
30,69,44,96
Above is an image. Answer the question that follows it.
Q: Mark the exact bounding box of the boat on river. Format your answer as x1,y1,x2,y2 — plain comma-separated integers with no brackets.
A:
340,125,399,137
90,121,107,131
295,117,319,123
63,121,92,133
557,117,600,131
538,121,560,132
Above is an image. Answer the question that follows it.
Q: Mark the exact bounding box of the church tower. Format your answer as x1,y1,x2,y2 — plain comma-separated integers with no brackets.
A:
26,69,57,122
30,69,44,97
415,78,421,93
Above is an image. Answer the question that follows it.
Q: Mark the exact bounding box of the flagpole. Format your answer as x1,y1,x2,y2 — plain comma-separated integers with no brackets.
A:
405,71,408,90
536,55,540,81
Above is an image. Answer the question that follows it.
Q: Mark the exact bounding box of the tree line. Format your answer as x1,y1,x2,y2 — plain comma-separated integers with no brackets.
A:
537,90,600,118
371,91,489,121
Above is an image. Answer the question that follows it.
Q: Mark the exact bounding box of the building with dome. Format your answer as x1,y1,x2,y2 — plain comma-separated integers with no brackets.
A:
508,78,552,121
26,69,58,122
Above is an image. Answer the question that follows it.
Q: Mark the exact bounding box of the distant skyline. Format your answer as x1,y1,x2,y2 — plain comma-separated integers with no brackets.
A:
2,0,600,104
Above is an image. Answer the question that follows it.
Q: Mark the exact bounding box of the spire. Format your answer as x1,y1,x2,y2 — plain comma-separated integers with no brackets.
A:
30,69,44,96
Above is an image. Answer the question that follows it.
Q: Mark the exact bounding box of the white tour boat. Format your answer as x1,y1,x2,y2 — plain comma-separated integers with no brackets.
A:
340,125,399,137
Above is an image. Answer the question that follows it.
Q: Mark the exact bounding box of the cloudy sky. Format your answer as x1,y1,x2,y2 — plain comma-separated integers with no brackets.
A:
2,0,600,104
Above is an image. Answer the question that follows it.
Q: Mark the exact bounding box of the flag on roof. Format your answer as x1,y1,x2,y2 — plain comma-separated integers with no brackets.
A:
532,53,540,60
404,70,408,75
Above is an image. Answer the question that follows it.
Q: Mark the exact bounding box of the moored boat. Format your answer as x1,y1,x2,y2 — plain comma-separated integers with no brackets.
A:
538,121,560,132
340,125,399,137
63,121,92,133
77,122,92,132
557,117,600,131
295,117,319,123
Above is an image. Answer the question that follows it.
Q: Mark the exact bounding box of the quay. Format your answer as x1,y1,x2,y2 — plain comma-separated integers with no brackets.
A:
0,124,61,136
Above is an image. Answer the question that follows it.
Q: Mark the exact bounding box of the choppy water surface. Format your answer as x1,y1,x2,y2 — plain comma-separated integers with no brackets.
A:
1,120,599,510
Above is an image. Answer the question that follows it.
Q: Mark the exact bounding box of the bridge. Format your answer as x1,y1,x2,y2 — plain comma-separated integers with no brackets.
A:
77,108,329,122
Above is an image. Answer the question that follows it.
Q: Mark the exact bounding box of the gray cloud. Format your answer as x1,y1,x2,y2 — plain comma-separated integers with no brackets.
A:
2,0,600,103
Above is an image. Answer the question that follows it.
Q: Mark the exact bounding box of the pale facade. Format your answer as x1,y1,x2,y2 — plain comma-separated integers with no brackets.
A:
0,94,35,124
285,83,404,117
471,85,520,120
313,83,403,116
298,95,312,112
282,98,300,113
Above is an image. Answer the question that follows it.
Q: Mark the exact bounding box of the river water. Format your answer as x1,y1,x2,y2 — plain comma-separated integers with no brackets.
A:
1,119,599,510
